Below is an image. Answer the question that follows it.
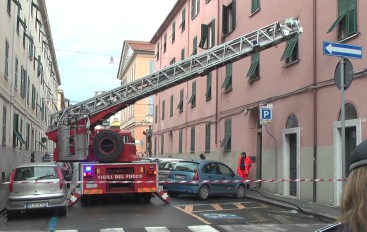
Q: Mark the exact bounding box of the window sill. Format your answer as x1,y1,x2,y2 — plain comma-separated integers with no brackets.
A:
283,59,300,68
224,87,232,93
249,8,260,17
248,76,260,84
338,32,360,43
206,97,212,102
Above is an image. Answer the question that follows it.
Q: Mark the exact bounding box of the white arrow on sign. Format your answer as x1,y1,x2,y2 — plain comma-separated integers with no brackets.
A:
325,44,362,56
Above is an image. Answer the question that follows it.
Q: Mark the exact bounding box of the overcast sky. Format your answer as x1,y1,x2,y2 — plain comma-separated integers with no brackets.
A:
45,0,176,104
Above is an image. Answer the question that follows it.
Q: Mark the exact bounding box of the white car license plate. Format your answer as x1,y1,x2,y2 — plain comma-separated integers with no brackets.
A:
25,202,48,209
86,183,98,188
175,174,185,180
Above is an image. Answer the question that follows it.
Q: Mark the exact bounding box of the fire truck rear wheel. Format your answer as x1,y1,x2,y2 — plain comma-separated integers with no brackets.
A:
92,130,124,162
80,195,91,206
133,193,152,203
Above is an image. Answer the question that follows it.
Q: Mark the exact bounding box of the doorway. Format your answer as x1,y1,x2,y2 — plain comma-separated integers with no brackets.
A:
289,133,297,196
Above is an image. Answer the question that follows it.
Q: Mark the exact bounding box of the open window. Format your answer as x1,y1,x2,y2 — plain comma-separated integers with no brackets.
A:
327,0,357,41
199,20,215,49
222,0,236,35
246,53,260,83
188,81,196,107
281,37,299,66
221,119,232,152
221,64,232,92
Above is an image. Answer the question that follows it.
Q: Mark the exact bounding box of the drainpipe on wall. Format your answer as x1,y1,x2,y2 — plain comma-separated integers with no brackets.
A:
312,0,318,203
216,0,220,155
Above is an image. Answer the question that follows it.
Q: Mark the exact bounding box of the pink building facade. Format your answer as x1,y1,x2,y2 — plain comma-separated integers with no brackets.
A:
149,0,367,206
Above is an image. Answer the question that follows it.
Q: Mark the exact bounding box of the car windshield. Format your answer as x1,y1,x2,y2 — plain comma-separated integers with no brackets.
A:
159,162,178,170
14,166,58,181
173,162,198,172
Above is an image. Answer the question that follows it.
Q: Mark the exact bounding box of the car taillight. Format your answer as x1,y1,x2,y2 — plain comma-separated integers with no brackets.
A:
8,168,16,192
193,171,199,181
56,167,64,189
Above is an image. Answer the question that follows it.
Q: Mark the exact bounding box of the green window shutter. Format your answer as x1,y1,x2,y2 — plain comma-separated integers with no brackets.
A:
206,72,212,100
190,126,195,153
31,85,35,109
179,129,183,154
189,81,196,106
5,41,9,78
347,4,357,36
172,22,176,43
27,76,30,104
170,95,173,116
177,89,184,112
231,0,236,30
162,100,165,120
163,33,167,52
251,0,260,13
327,14,345,33
222,5,228,34
193,36,197,55
155,104,158,123
181,8,186,31
246,53,259,77
197,0,200,14
191,0,195,19
199,24,208,48
222,64,232,89
281,37,298,61
211,20,215,47
161,134,164,155
181,48,185,60
205,123,210,152
221,119,231,151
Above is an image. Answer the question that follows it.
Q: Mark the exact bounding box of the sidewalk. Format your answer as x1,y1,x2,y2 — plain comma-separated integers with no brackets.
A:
246,187,340,222
0,183,6,214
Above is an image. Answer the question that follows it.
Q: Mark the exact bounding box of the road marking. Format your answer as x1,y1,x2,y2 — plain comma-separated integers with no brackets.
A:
211,204,223,210
185,205,193,212
188,225,219,232
48,217,58,231
174,206,212,225
100,229,125,232
234,203,246,209
145,227,170,232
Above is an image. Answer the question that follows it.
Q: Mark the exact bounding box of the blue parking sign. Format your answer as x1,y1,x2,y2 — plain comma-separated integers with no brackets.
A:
260,107,272,125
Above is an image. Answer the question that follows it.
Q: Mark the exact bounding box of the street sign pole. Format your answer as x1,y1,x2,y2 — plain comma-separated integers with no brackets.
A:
340,58,345,168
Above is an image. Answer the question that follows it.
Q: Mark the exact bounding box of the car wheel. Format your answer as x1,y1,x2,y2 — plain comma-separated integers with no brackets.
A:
235,185,246,199
7,210,17,221
168,191,178,198
58,206,67,216
198,185,210,200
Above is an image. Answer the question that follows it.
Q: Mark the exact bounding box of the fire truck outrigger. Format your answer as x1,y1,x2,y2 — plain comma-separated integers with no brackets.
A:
46,18,303,206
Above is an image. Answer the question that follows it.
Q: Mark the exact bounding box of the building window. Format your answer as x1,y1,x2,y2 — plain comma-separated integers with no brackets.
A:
188,81,196,107
286,114,299,129
163,33,167,53
5,40,9,79
14,57,18,90
170,58,176,65
251,0,260,15
327,0,357,41
246,53,260,83
222,0,236,35
25,123,30,150
199,20,215,49
171,22,176,43
155,104,158,123
222,64,232,92
338,103,357,120
190,126,195,153
205,123,211,153
154,136,157,156
281,37,299,65
191,0,200,19
181,48,185,60
162,100,165,120
179,129,183,154
155,43,160,61
13,113,25,147
221,119,231,152
148,96,153,116
206,72,212,101
193,36,198,55
2,107,7,146
177,88,184,112
27,76,30,105
31,84,36,110
161,134,164,155
170,95,173,117
180,8,186,32
20,66,25,98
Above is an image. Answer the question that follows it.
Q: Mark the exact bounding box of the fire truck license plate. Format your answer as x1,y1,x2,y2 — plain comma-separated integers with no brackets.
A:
86,183,98,188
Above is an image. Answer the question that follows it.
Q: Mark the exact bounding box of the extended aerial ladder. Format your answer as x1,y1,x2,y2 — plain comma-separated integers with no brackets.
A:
46,18,303,162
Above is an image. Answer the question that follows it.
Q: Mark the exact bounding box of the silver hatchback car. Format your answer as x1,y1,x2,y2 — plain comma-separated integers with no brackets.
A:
6,162,69,220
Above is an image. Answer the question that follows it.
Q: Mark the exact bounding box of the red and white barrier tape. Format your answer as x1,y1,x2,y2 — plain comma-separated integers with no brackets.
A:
0,178,346,185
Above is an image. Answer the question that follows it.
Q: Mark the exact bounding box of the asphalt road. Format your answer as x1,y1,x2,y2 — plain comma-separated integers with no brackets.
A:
0,192,330,231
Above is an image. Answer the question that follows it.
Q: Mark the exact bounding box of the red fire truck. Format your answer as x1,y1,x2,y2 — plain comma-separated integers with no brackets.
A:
45,18,302,206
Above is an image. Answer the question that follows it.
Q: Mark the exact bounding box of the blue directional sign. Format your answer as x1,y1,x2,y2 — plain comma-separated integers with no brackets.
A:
323,41,362,59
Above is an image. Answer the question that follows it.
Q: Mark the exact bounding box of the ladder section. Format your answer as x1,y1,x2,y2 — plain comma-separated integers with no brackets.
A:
48,18,302,132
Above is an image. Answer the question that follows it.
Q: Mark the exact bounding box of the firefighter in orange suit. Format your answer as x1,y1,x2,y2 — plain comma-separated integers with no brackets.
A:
237,151,252,180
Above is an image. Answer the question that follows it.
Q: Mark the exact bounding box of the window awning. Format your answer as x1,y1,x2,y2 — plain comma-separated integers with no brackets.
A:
281,37,298,61
13,129,25,144
221,133,231,147
246,59,259,77
327,14,345,33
